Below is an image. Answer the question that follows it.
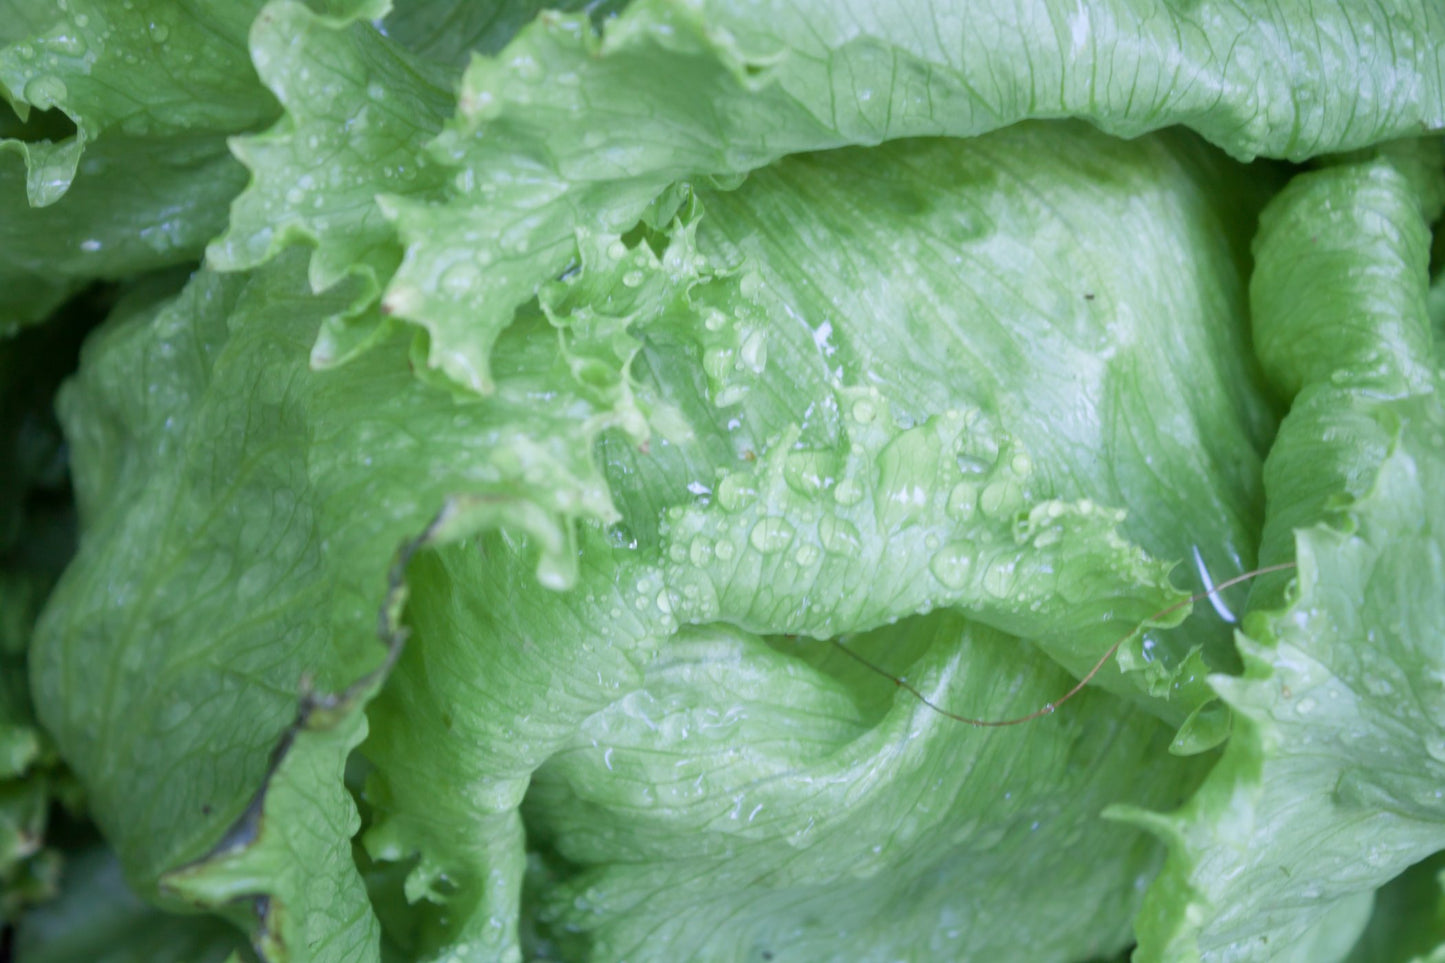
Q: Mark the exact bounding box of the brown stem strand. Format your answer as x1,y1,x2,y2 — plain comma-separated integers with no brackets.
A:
828,561,1297,728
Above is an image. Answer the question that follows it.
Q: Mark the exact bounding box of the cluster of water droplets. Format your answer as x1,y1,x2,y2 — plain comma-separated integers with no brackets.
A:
651,371,1077,633
690,270,770,410
5,0,104,116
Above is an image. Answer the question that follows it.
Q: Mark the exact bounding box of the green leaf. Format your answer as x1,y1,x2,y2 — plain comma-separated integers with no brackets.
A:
18,4,1445,960
1344,853,1445,963
355,123,1277,959
382,0,1445,392
0,134,246,334
673,125,1278,699
29,241,672,956
207,0,455,364
12,847,249,963
528,614,1201,962
0,0,273,203
161,689,382,963
0,302,87,921
1126,147,1445,962
378,0,632,68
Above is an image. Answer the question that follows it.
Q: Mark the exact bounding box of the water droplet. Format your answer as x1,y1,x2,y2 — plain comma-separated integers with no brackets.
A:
739,330,767,371
440,260,480,295
22,75,67,107
851,398,877,423
1031,526,1062,548
929,543,973,589
876,429,939,530
749,517,796,554
606,239,628,260
982,557,1015,597
794,543,820,567
818,516,861,554
955,453,992,475
148,21,170,43
783,450,840,496
510,53,543,81
622,270,644,288
715,474,756,511
1424,734,1445,764
714,384,748,407
832,478,864,506
688,535,713,566
50,32,86,56
946,482,977,521
1295,697,1317,715
979,479,1022,517
703,347,733,382
714,539,736,561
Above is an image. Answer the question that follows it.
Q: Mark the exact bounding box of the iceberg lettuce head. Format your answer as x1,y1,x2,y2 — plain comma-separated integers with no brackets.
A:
3,1,1445,961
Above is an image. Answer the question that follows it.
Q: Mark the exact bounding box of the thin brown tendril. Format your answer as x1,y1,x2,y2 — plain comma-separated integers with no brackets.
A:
828,561,1298,727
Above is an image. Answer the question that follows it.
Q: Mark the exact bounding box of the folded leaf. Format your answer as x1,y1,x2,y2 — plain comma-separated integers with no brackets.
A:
207,0,455,363
356,122,1279,960
383,0,1445,392
1125,145,1445,963
30,247,661,957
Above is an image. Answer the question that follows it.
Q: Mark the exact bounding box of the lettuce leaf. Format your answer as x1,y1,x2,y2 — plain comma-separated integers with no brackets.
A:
4,2,1445,962
12,847,248,963
36,120,1277,960
1343,853,1445,963
1124,145,1445,963
380,0,1445,391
